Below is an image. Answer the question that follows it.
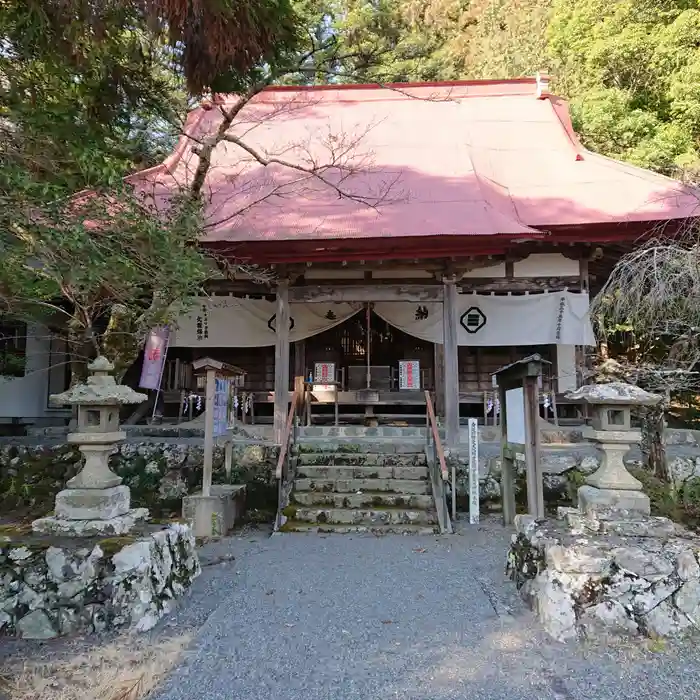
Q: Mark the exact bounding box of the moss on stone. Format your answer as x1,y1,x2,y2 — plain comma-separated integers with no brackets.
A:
281,505,298,519
278,519,307,532
0,523,32,538
98,536,138,556
565,469,587,506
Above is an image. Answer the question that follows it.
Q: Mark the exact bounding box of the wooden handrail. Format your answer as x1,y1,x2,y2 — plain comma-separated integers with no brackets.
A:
425,390,449,481
276,385,302,479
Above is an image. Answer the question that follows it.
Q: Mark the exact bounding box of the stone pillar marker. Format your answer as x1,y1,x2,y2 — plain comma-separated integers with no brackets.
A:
32,356,149,536
565,381,662,518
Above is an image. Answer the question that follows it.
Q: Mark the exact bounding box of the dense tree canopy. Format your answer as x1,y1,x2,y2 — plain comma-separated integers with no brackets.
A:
549,0,700,174
328,0,550,83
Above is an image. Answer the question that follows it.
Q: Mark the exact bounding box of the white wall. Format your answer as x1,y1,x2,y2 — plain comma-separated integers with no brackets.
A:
463,263,506,278
0,323,70,422
513,254,579,277
556,345,578,393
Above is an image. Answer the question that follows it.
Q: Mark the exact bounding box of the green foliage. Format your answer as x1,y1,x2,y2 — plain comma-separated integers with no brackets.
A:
548,0,700,173
330,0,552,82
630,467,700,530
0,1,215,377
2,0,300,96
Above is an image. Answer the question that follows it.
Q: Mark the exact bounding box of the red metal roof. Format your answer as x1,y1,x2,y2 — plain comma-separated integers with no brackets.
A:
134,79,700,245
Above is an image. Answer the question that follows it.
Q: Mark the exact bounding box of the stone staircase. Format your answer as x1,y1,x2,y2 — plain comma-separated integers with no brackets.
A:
279,427,440,534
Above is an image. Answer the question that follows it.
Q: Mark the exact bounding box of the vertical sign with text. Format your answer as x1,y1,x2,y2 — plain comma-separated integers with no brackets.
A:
468,418,480,525
213,378,230,437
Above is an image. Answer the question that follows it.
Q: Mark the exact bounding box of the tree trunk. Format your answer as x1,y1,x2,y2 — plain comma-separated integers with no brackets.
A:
101,305,141,381
641,403,669,481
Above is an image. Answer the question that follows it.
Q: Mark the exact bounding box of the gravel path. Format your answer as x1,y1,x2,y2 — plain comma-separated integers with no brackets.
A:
153,518,700,700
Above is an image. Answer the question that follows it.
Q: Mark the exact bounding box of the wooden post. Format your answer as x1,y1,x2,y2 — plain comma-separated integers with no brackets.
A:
274,280,290,444
202,367,216,497
433,342,445,416
443,278,460,449
524,376,544,518
224,440,233,480
493,354,548,524
294,339,306,379
499,383,516,525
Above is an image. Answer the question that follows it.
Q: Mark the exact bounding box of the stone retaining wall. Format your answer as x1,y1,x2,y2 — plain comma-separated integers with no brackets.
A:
0,523,200,639
453,427,700,510
507,514,700,641
3,426,700,519
0,439,279,521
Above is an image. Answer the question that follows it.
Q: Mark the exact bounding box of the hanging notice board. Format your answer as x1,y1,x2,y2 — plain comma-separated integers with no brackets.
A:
213,378,230,437
399,360,420,390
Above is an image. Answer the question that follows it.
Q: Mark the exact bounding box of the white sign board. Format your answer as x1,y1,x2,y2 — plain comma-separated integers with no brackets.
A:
213,378,230,437
313,362,335,392
398,360,420,390
468,418,480,525
505,387,526,445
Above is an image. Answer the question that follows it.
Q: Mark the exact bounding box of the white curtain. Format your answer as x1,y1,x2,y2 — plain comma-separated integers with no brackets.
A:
374,292,594,346
171,298,361,347
171,291,594,348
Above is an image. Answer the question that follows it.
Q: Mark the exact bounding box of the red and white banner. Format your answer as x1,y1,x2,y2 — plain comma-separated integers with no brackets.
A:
139,326,170,390
399,360,420,390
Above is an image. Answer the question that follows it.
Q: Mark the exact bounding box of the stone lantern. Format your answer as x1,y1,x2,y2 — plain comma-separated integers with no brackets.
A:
565,381,662,518
32,357,148,536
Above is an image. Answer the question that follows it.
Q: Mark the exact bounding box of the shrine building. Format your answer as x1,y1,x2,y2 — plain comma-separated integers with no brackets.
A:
9,75,692,442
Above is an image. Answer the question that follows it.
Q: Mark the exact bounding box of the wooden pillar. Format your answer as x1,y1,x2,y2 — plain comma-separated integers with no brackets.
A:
294,339,306,380
498,384,516,525
524,376,545,518
433,342,445,416
274,280,290,444
443,277,460,448
202,367,216,497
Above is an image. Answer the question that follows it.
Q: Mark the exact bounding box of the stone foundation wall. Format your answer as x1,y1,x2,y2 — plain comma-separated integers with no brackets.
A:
3,426,700,520
0,524,200,639
452,427,700,511
507,514,700,641
0,439,279,521
451,442,602,511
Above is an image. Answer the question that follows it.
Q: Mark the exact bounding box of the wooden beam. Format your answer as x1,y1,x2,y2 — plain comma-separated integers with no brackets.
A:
579,259,589,293
294,339,306,380
460,276,581,293
499,383,516,525
202,367,216,498
524,376,545,518
289,284,444,303
433,342,445,416
443,278,460,449
273,280,290,444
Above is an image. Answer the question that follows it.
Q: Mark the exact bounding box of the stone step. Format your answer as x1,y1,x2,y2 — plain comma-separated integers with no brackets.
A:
294,478,431,495
293,491,434,509
297,439,426,455
297,452,427,467
290,506,438,526
296,464,428,481
297,426,430,439
278,522,438,535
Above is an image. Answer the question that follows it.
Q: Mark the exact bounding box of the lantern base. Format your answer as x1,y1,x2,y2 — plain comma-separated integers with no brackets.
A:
32,508,149,537
578,485,650,518
55,485,130,521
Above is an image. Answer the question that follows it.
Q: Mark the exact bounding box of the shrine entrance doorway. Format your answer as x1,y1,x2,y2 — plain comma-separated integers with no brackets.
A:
302,308,435,424
305,309,435,393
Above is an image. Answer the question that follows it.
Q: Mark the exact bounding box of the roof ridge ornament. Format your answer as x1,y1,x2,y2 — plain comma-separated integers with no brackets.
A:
536,72,550,99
